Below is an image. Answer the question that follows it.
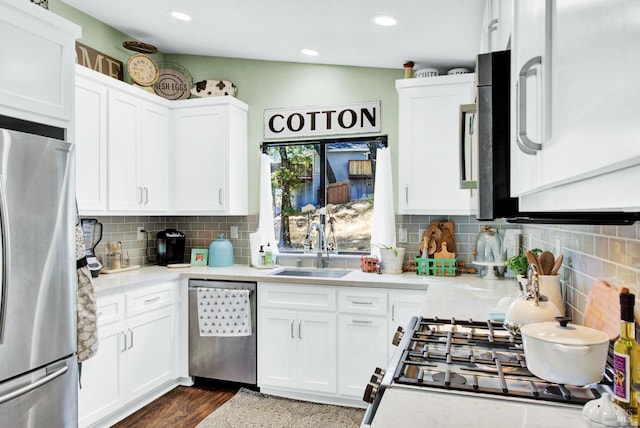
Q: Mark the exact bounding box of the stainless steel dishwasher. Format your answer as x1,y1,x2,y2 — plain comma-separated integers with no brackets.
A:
188,280,257,385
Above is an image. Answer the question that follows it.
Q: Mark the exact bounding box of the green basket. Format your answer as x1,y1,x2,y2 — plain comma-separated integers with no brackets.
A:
415,257,457,276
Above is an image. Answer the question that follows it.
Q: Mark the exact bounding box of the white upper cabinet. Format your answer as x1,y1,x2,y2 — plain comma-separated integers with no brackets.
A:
75,70,108,213
511,0,640,211
107,89,169,213
171,97,248,215
397,75,475,215
509,0,549,196
479,0,512,54
75,67,248,216
0,0,80,128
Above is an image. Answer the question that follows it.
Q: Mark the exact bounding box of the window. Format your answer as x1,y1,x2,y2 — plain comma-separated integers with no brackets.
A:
263,136,387,253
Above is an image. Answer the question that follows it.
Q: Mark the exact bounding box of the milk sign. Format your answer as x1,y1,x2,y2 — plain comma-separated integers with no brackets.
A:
264,101,381,139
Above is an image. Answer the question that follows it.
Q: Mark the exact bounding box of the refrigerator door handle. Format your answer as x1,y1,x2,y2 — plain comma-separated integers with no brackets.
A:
0,365,68,405
0,174,7,344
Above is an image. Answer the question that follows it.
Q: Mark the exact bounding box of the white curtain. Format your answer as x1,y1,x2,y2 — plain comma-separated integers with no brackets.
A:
259,153,278,255
370,147,395,258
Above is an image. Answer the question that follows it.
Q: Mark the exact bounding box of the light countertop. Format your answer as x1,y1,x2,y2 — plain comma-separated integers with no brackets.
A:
93,264,521,323
93,264,519,298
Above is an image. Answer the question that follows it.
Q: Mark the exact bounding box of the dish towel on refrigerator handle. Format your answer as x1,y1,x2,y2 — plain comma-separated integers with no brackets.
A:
197,288,252,337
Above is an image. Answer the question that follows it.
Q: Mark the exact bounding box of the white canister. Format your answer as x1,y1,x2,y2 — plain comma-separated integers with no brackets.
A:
414,68,439,78
538,274,564,316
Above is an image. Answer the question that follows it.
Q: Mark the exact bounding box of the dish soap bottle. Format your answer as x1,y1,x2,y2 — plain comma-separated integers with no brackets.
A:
264,242,273,267
613,292,639,424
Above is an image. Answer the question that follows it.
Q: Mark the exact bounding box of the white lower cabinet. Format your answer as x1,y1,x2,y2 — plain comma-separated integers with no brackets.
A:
337,314,387,398
257,283,426,404
258,285,337,394
77,297,125,427
78,281,177,428
388,291,424,357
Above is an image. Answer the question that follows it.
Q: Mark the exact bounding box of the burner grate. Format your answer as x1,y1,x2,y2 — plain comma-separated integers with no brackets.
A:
391,316,606,406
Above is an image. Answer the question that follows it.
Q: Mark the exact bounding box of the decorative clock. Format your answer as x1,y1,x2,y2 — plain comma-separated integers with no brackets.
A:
127,53,159,86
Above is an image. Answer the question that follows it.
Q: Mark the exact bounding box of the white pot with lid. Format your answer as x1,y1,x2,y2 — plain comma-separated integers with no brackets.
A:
521,317,610,385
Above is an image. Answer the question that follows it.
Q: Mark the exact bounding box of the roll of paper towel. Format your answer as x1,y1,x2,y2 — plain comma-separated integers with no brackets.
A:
249,231,263,267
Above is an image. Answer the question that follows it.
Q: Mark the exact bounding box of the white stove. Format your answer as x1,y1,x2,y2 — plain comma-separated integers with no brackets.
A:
361,316,612,427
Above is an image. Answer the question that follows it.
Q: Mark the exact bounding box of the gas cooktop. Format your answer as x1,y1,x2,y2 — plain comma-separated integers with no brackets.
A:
365,316,613,408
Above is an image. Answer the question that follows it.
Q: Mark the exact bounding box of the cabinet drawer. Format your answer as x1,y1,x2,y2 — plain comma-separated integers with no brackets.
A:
338,289,387,316
126,283,174,317
96,294,125,327
260,284,336,311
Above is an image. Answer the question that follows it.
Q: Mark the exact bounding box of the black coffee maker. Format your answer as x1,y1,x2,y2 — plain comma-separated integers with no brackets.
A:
156,229,185,265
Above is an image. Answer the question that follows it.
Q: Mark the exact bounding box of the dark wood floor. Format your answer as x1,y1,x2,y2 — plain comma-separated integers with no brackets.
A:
112,380,239,428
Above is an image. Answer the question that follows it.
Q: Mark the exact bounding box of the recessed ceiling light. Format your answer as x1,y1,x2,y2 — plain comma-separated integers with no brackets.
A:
301,48,319,57
373,15,397,27
170,11,191,21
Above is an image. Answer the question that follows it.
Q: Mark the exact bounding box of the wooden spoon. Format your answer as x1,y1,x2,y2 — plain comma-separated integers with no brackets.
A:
550,254,564,275
538,251,555,275
526,250,542,273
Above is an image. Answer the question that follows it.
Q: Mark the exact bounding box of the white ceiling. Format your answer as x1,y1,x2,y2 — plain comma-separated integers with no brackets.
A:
61,0,486,71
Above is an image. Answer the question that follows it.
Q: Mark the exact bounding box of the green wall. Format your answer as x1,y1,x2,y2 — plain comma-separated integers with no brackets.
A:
50,1,403,214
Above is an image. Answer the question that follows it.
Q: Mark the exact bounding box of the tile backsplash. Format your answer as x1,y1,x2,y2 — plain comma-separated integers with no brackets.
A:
87,214,640,324
86,215,257,268
521,223,640,324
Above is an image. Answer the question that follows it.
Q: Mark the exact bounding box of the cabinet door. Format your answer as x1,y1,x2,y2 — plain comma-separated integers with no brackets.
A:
258,308,298,389
0,1,77,127
174,106,227,212
77,322,125,428
510,0,548,196
297,311,336,393
480,0,512,54
139,101,169,212
388,292,424,358
75,75,107,213
537,0,640,192
397,76,475,214
107,90,140,211
124,307,174,402
337,314,387,398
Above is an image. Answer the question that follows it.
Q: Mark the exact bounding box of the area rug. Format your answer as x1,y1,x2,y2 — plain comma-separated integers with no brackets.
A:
196,388,365,428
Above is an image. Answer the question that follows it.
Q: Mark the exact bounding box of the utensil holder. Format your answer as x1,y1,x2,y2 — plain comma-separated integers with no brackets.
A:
538,274,564,315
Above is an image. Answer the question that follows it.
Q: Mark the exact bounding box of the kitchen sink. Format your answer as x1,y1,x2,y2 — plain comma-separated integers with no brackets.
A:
271,268,351,278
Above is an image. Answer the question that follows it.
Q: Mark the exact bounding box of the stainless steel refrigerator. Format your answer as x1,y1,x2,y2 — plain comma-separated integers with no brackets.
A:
0,124,77,427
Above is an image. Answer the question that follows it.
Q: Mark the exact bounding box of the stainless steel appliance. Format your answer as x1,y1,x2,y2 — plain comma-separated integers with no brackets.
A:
156,229,185,265
188,280,257,385
81,218,103,277
0,124,77,427
470,50,639,225
362,316,612,426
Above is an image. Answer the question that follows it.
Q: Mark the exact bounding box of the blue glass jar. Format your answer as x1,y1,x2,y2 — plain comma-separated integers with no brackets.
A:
208,233,234,267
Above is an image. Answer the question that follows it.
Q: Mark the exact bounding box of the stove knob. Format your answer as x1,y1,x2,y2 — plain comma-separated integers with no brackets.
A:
363,367,385,403
392,326,405,346
363,382,379,403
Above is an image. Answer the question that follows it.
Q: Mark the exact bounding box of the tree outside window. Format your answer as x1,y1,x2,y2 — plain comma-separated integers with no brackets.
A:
263,136,387,253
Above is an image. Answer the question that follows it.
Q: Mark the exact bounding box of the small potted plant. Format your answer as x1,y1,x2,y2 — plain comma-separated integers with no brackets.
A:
375,243,406,274
505,247,541,290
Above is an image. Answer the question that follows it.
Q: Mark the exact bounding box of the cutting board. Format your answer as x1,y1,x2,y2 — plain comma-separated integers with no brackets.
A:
584,280,629,340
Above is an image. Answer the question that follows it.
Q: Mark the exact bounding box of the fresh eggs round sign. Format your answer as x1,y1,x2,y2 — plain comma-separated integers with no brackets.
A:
264,101,381,139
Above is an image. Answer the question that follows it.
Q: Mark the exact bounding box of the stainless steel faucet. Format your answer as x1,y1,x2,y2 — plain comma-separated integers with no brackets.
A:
305,222,329,268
